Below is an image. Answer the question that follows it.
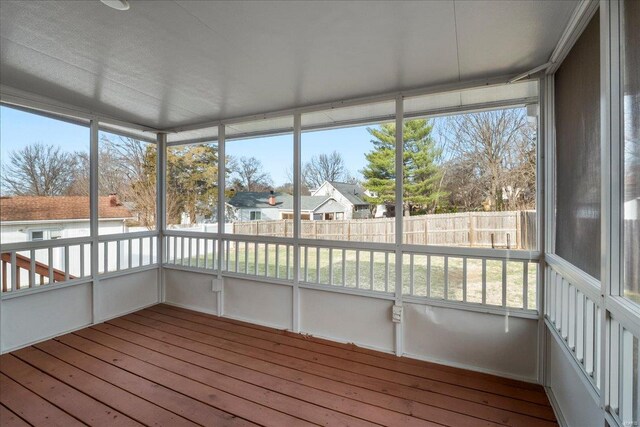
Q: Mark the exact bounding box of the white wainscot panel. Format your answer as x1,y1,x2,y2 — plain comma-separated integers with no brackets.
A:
403,302,538,382
99,269,159,321
1,283,92,353
546,330,602,427
299,289,394,353
224,277,292,330
164,269,219,315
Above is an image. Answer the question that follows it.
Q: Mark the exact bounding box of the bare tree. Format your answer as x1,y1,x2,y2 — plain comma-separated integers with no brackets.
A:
439,109,536,211
230,156,273,192
1,143,80,196
303,151,352,189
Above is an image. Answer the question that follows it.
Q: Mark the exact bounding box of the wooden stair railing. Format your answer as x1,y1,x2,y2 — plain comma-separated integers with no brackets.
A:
1,252,75,292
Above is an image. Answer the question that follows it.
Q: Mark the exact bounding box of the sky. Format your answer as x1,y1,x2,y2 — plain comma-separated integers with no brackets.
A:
1,105,387,186
1,105,471,188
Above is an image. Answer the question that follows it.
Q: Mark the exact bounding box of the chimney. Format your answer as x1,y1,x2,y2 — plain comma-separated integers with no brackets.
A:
268,190,276,206
109,193,118,207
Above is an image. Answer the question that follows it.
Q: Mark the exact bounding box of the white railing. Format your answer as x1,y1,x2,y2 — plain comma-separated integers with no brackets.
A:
1,232,160,295
298,243,396,293
160,231,540,314
164,232,218,271
222,236,293,281
98,232,158,275
545,255,602,392
402,252,538,311
1,238,91,293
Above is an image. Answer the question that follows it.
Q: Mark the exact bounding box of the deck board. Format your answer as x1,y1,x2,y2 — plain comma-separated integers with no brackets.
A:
0,304,558,426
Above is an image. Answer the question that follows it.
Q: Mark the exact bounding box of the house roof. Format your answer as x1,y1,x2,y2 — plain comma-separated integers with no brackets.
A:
227,192,340,212
325,181,369,206
226,192,287,209
279,196,338,212
0,196,133,222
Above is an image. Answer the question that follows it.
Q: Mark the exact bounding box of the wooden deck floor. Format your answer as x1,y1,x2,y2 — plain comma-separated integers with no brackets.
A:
0,304,558,426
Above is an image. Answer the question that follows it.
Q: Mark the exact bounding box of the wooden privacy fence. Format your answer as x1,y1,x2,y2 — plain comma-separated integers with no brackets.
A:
232,210,537,249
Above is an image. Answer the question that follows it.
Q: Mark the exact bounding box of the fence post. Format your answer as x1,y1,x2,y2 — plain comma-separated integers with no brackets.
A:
469,212,475,247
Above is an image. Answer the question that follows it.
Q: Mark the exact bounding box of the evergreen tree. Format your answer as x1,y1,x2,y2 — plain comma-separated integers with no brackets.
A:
362,119,446,215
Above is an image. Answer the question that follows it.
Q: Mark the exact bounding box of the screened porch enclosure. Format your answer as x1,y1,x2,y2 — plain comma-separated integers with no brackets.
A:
0,1,639,426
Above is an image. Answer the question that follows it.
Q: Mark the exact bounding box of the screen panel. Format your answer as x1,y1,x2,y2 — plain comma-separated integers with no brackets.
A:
554,13,601,279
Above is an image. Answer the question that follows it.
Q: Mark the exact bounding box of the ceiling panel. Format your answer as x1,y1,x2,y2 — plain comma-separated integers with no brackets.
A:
0,0,577,130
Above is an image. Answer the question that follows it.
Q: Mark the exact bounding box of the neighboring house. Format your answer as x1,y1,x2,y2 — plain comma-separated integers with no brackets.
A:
226,182,374,222
311,181,371,219
226,192,341,221
0,195,134,243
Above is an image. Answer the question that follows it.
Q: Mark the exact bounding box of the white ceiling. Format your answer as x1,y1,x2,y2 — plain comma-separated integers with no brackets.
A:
0,0,577,131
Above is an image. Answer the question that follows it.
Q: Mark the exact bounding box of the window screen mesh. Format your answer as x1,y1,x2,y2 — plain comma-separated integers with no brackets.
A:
554,13,601,279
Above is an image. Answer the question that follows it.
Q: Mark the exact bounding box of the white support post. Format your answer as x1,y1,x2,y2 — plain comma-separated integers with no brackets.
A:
216,124,226,317
90,118,100,323
394,95,404,357
157,132,166,303
600,0,620,413
292,113,301,333
538,76,547,386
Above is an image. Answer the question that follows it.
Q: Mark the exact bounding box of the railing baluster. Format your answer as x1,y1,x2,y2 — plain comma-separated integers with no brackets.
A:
188,237,193,267
304,246,309,282
11,251,17,291
128,238,133,269
523,262,528,309
481,258,486,304
48,247,54,284
203,239,209,269
369,251,374,290
265,243,269,277
352,249,360,289
555,273,562,327
328,248,333,285
585,299,595,376
462,257,467,302
104,242,108,273
409,254,414,296
253,242,258,275
286,245,290,280
312,247,318,283
443,256,449,300
341,249,346,286
384,252,389,292
576,291,585,362
501,259,506,307
1,258,6,292
80,244,85,277
116,240,121,271
244,241,249,274
195,238,200,268
568,284,576,350
235,240,239,272
30,249,36,288
275,244,280,279
140,237,144,267
64,245,70,280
